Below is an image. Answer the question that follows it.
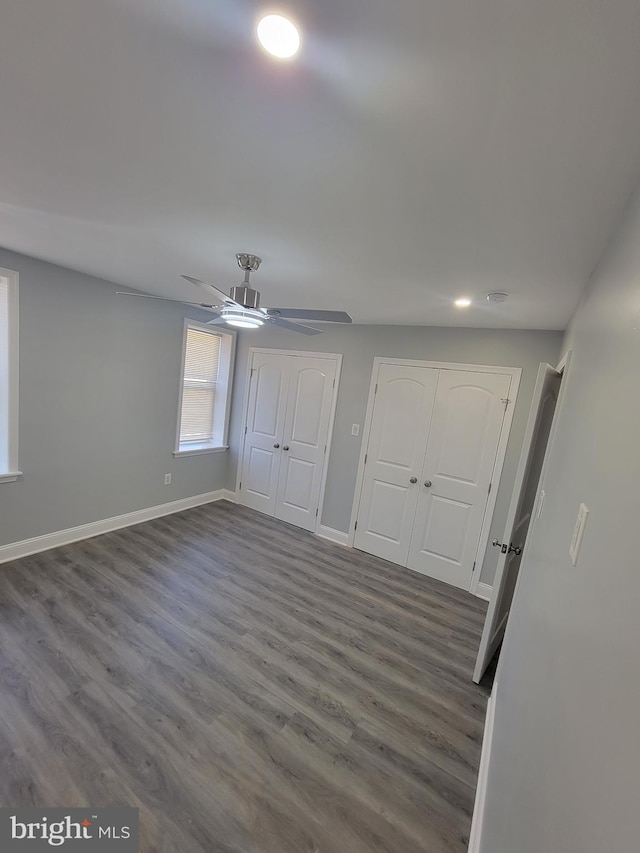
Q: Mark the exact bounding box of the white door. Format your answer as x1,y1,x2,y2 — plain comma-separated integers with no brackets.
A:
240,352,290,515
407,370,512,590
353,364,438,564
473,363,561,682
275,357,337,531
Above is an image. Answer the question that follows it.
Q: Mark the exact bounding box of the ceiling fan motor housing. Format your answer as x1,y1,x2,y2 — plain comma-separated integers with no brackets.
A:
230,285,261,309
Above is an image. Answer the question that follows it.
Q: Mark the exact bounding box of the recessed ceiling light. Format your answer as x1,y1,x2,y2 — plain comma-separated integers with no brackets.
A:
257,14,301,59
454,298,472,308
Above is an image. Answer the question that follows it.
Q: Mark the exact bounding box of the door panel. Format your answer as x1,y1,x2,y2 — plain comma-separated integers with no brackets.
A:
289,368,326,446
280,457,315,510
408,370,511,589
354,365,438,564
252,364,285,436
244,447,277,499
437,386,493,484
474,363,562,682
240,353,290,515
275,357,337,531
415,495,472,564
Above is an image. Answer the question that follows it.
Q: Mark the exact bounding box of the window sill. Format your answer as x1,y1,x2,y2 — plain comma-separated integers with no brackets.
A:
0,471,22,483
173,445,229,458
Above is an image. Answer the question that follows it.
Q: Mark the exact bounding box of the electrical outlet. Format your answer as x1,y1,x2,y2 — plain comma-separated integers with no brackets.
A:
569,503,589,565
351,424,360,436
164,473,172,485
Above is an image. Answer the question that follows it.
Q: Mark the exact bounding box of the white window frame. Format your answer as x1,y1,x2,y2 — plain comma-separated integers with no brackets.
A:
174,319,235,457
0,267,20,483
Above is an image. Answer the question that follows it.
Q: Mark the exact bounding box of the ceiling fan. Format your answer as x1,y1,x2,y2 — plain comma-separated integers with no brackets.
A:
117,253,352,335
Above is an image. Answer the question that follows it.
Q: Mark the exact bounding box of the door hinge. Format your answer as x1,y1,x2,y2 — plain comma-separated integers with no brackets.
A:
364,453,368,465
315,508,319,517
488,482,492,495
472,560,476,573
239,482,242,490
501,398,511,406
332,377,336,388
374,383,378,394
244,425,248,435
251,368,255,377
354,520,358,530
324,444,327,454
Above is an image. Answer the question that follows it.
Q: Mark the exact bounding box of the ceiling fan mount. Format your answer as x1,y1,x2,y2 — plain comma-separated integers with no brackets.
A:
117,253,352,335
235,253,262,273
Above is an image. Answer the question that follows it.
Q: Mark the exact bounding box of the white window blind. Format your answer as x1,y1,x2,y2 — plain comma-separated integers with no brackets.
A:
0,280,8,454
179,327,221,443
0,271,20,480
0,277,8,378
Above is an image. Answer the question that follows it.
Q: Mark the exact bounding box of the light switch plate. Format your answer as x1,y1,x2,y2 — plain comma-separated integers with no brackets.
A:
569,503,589,566
351,424,360,436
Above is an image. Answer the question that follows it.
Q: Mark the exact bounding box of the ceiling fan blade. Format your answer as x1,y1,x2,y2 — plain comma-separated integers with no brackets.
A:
265,308,352,323
181,275,243,308
271,317,322,335
117,292,222,314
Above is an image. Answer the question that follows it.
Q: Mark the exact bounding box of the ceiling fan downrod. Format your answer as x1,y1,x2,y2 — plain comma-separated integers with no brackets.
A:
231,253,262,309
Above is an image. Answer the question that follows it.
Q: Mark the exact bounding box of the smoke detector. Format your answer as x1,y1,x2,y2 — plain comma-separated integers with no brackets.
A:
486,292,508,304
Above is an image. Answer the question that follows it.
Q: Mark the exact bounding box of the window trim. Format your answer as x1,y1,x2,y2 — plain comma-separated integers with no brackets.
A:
174,319,235,457
0,267,20,483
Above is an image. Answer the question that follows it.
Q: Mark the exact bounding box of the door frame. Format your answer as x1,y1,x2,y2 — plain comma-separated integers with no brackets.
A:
348,357,521,595
235,347,343,534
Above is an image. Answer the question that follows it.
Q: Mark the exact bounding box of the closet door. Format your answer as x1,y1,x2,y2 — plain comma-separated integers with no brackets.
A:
240,353,290,515
275,357,337,531
407,369,512,589
353,364,438,564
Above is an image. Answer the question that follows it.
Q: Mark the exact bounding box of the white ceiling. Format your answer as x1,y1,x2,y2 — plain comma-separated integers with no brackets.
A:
2,0,640,328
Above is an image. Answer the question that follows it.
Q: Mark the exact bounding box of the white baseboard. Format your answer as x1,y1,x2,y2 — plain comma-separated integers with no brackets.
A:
315,524,350,546
468,680,497,853
477,582,493,601
0,489,235,564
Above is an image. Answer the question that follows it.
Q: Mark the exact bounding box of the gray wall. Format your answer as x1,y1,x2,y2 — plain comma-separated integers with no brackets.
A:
227,324,561,585
0,248,228,546
479,183,640,851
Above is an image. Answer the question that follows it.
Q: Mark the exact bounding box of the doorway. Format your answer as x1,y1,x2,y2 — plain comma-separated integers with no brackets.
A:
237,348,341,533
351,358,520,591
473,355,570,682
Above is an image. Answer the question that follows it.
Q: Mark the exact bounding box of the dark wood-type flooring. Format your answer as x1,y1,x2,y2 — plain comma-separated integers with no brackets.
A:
0,501,491,852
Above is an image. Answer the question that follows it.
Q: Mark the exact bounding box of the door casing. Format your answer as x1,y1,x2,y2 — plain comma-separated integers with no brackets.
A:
235,348,343,534
349,357,521,595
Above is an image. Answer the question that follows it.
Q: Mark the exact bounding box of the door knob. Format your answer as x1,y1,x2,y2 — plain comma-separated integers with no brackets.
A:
424,480,432,488
492,538,522,556
283,445,290,451
409,477,418,484
273,443,280,449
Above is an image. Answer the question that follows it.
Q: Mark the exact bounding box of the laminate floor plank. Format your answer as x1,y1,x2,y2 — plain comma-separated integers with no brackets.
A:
0,501,491,852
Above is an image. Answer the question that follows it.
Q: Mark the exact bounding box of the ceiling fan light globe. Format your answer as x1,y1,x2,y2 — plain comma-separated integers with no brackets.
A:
221,307,264,329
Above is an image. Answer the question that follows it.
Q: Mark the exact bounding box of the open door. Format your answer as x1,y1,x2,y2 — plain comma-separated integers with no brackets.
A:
473,363,562,683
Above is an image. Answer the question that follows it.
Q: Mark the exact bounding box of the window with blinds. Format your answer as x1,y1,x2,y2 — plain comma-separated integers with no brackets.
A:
176,321,234,455
0,269,19,480
179,327,221,443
